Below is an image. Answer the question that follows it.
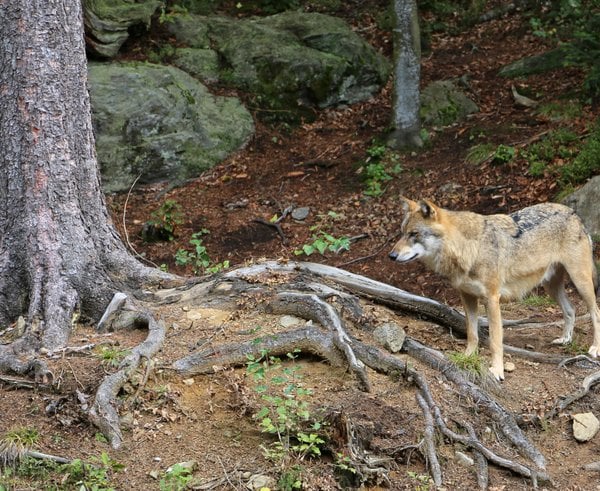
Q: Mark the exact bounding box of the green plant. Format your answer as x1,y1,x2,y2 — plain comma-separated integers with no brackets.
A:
293,231,350,256
64,452,124,491
357,142,402,197
465,142,494,165
160,462,194,491
175,229,230,274
144,199,184,242
564,337,588,355
447,351,485,377
246,350,327,464
4,427,40,447
278,464,303,490
491,144,516,165
407,470,434,491
537,101,584,121
559,124,600,185
158,3,188,24
96,346,130,368
521,294,555,307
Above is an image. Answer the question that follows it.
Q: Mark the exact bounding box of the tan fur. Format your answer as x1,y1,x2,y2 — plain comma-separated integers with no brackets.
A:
389,197,600,380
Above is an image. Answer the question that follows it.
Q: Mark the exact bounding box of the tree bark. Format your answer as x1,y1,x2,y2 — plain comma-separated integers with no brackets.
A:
0,0,174,371
388,0,423,149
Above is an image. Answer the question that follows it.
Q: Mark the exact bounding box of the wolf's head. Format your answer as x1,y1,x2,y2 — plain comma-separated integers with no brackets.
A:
389,197,444,264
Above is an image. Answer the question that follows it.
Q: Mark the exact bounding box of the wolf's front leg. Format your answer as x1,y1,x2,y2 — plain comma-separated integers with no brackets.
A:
460,292,479,355
486,293,504,381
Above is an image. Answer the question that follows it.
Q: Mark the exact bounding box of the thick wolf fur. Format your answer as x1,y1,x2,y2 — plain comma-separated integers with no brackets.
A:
389,198,600,381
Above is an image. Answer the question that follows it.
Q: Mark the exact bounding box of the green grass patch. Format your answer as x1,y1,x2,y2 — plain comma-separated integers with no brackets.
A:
447,351,485,377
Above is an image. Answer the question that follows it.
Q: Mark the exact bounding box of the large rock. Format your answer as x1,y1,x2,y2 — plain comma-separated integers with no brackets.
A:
165,12,390,120
498,46,569,78
563,175,600,237
89,62,254,192
420,80,479,127
83,0,160,58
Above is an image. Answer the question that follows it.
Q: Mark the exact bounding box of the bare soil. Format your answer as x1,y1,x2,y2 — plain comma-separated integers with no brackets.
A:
2,4,600,491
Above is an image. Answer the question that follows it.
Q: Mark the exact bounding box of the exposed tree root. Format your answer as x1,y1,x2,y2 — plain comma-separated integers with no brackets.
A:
88,294,166,449
547,369,600,419
172,265,551,487
223,261,570,364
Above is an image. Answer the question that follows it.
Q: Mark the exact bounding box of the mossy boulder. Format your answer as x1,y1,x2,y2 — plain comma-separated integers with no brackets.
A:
165,12,390,121
89,62,254,192
83,0,160,58
498,46,569,78
420,80,478,127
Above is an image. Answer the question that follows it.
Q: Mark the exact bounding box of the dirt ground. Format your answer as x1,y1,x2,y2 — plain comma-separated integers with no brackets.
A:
2,3,600,490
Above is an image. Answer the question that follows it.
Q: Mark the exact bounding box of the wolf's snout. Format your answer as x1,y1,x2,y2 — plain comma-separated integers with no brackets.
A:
389,251,398,261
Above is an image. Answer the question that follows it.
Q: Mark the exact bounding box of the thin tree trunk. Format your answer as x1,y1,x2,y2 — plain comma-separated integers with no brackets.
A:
388,0,423,149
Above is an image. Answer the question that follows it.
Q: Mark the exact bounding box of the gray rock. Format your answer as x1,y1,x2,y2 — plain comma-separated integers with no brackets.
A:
83,0,160,58
291,207,310,221
498,46,569,78
279,315,303,328
165,12,390,120
420,80,479,127
373,322,406,353
563,175,600,237
573,412,600,442
246,474,274,490
89,62,254,192
455,450,474,467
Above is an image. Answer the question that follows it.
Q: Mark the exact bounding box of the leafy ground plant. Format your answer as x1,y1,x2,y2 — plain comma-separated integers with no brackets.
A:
175,229,230,274
0,450,122,490
358,142,402,197
294,231,350,257
160,462,195,491
246,349,327,466
143,199,184,242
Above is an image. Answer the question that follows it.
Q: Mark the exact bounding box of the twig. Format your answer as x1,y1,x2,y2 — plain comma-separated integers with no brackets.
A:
121,174,161,269
336,234,398,267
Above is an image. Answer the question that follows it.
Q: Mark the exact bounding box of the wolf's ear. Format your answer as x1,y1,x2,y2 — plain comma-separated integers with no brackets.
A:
400,196,418,213
418,199,438,219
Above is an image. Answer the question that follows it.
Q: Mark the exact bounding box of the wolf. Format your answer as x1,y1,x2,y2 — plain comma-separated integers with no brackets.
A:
389,197,600,381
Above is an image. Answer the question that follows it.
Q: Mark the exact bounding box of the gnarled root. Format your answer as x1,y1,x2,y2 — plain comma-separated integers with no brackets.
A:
88,295,166,449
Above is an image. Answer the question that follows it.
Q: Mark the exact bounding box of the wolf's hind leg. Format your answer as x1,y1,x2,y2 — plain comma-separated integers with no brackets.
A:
542,264,575,345
562,259,600,357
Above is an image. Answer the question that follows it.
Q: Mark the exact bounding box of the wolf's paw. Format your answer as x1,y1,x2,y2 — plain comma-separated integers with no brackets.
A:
588,345,600,358
489,365,505,382
551,336,572,345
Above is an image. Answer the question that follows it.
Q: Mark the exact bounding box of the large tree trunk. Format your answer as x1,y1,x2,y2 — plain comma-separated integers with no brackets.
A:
0,0,172,371
388,0,423,149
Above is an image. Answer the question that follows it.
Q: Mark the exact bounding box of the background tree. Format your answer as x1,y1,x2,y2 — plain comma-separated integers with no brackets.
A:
0,0,173,376
387,0,423,149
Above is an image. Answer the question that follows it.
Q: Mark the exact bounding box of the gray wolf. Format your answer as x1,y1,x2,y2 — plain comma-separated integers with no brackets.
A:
389,197,600,380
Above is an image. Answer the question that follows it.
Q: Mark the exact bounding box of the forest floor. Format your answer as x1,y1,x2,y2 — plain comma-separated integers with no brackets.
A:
2,2,600,491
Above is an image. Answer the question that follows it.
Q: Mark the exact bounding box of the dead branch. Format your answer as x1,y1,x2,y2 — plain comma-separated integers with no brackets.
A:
547,369,600,419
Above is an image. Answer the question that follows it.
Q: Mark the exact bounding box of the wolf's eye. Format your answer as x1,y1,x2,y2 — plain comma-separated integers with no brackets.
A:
408,231,418,239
